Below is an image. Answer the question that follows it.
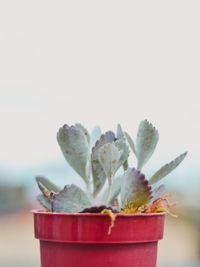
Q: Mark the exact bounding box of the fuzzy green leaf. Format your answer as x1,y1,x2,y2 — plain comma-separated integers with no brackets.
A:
120,168,152,209
116,125,129,170
114,139,129,170
149,184,165,204
92,131,115,161
116,124,124,139
90,125,101,149
136,120,159,170
75,123,90,143
51,184,92,213
125,131,136,156
98,143,121,179
91,131,115,197
57,125,90,182
36,176,60,193
37,182,52,199
37,194,51,211
91,160,106,197
149,152,187,185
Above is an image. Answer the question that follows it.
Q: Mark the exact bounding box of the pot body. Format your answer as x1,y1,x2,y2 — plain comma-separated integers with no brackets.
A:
33,211,165,267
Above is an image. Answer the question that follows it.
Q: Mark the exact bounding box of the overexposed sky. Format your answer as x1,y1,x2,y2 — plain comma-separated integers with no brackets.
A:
0,0,199,188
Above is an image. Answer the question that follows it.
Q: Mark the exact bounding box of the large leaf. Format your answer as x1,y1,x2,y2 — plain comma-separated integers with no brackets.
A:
90,125,101,149
98,143,121,179
136,120,159,170
57,125,90,182
75,123,90,143
149,152,187,185
125,131,136,156
37,194,52,211
120,168,152,209
36,176,60,193
51,184,92,213
91,131,115,197
114,139,129,170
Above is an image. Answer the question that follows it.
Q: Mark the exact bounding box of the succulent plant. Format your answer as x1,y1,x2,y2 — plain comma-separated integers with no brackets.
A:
36,120,187,214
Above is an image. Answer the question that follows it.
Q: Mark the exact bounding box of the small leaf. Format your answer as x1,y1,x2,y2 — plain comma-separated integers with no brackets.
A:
120,168,152,209
115,124,129,171
136,120,159,170
80,205,119,213
51,184,92,213
114,139,129,170
98,143,121,179
37,194,51,211
37,182,52,199
149,184,165,204
116,124,124,139
149,152,187,185
36,176,60,192
75,123,90,143
57,125,90,182
125,132,136,156
90,125,101,149
91,131,115,197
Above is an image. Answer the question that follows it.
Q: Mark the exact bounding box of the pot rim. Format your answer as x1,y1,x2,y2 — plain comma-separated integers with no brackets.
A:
32,209,166,217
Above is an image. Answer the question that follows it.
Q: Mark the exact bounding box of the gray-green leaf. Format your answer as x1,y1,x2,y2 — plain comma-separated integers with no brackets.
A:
37,182,52,199
51,184,92,213
75,123,90,143
116,124,124,139
125,132,136,156
90,125,101,149
57,125,90,182
37,194,52,211
149,152,187,185
121,168,152,209
92,131,115,160
91,131,115,197
114,139,129,169
136,120,159,170
149,184,165,204
98,143,122,179
36,176,60,193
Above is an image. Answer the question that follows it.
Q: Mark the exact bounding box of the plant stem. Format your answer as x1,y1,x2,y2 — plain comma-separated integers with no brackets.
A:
86,180,91,194
84,176,91,194
104,177,112,205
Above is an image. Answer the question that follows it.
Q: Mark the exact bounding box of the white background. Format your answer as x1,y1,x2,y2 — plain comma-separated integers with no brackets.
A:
0,0,199,191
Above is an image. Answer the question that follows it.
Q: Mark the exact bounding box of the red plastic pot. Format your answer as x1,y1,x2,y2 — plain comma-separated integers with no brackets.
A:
33,210,165,267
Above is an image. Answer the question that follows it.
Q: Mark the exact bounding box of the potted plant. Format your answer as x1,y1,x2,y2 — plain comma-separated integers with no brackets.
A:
33,120,187,267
